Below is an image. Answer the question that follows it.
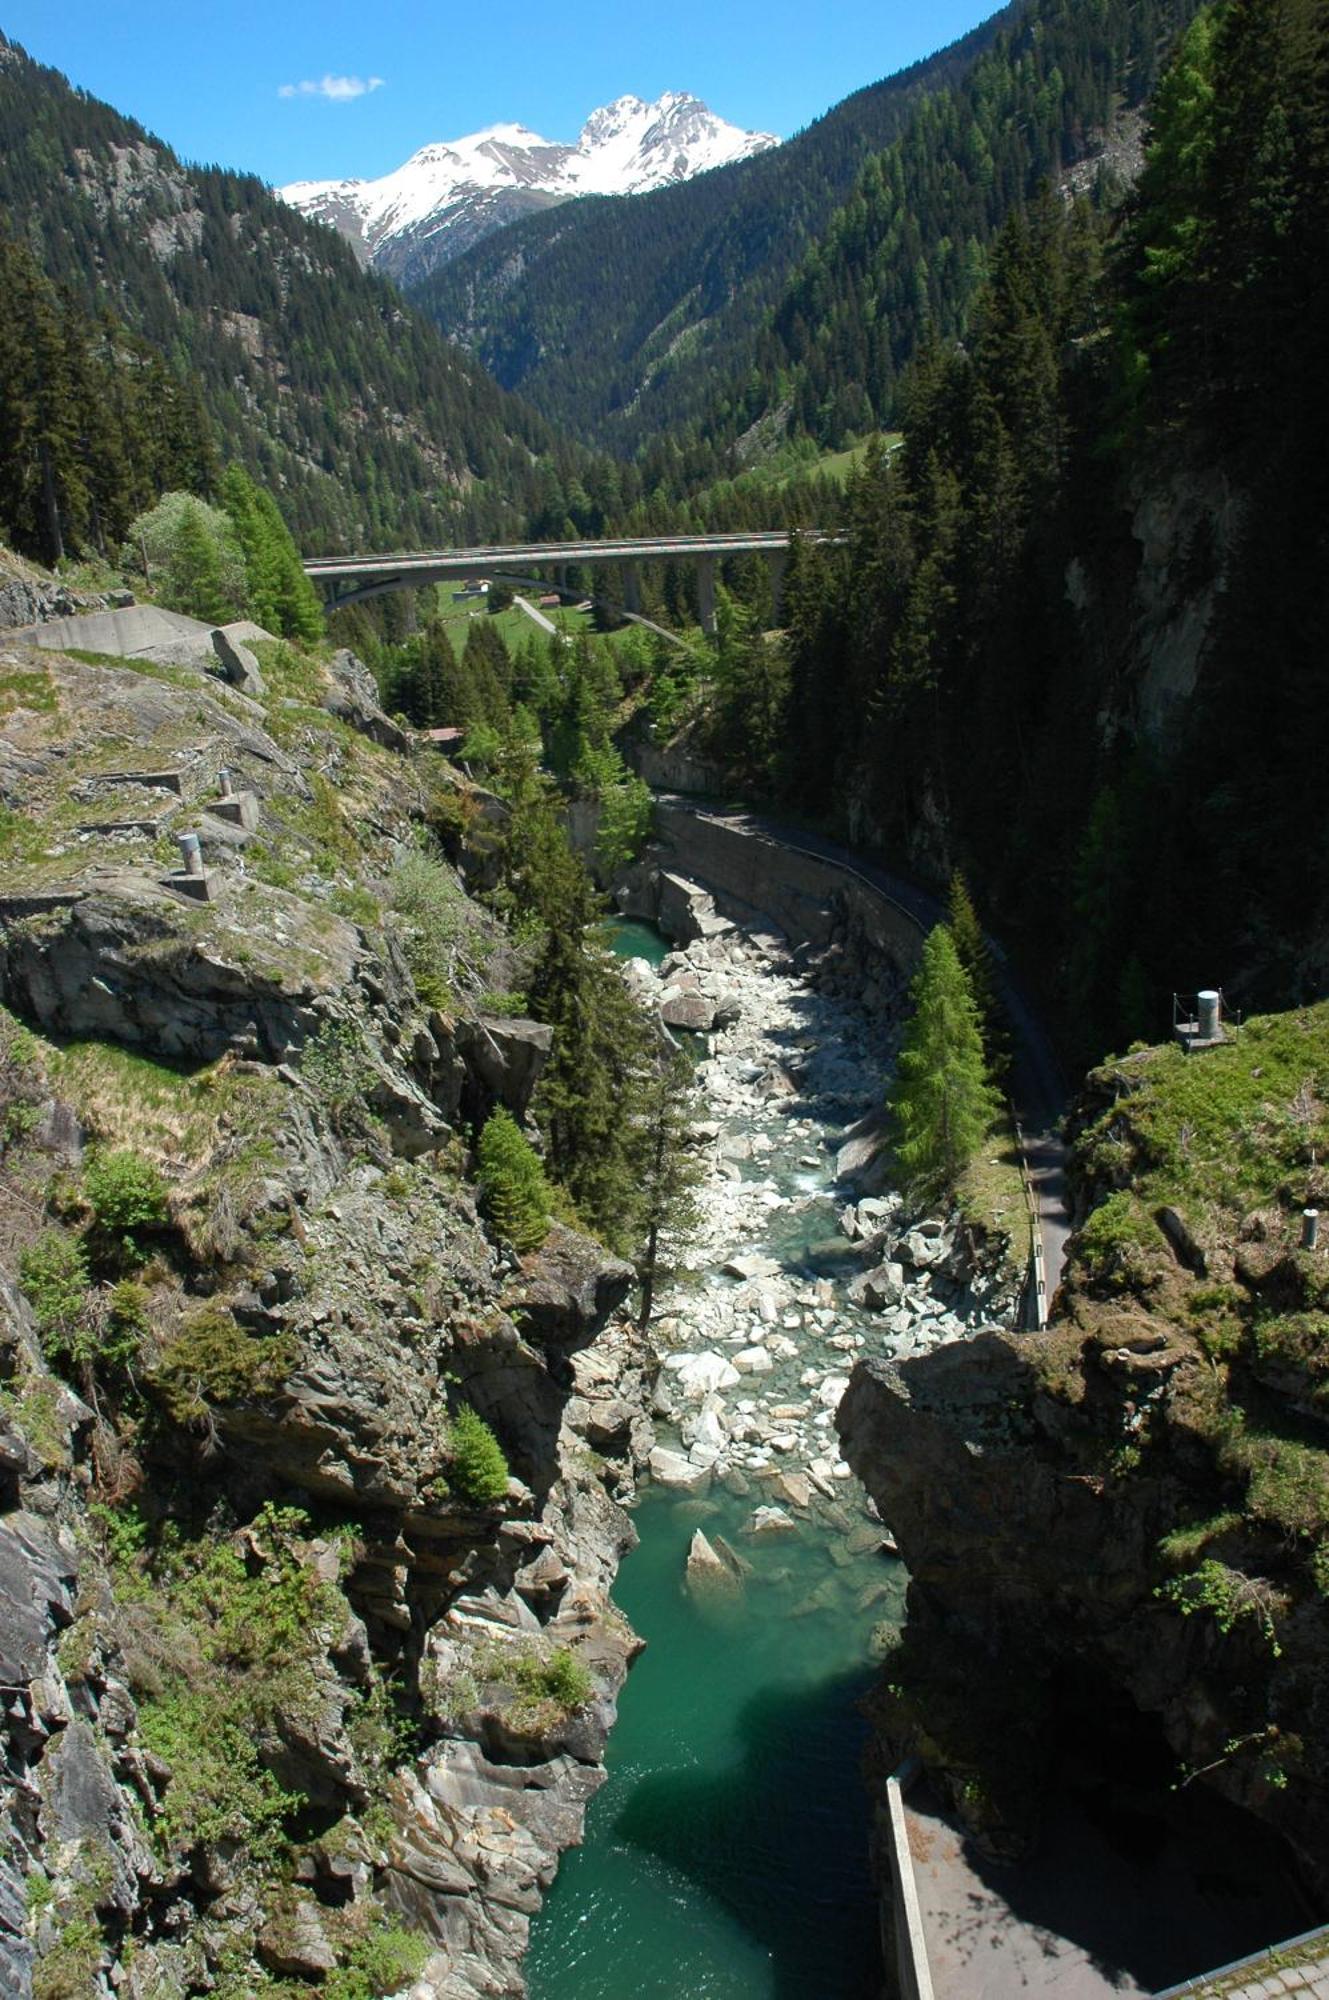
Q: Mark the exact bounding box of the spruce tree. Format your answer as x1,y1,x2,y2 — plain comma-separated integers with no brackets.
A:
476,1108,551,1253
166,499,238,624
947,871,1009,1084
448,1403,510,1505
889,924,998,1194
633,1045,703,1329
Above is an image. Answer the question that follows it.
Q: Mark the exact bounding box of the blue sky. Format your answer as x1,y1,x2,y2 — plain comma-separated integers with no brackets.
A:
4,0,991,186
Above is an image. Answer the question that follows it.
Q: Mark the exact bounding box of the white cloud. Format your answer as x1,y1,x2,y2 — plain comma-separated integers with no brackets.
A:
278,74,385,103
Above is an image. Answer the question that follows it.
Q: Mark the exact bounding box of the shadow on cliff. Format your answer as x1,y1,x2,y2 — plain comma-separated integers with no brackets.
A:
611,1665,882,2000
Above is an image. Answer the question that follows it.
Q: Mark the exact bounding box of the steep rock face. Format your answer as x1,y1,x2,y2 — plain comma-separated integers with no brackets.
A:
0,633,657,1997
837,1007,1329,1896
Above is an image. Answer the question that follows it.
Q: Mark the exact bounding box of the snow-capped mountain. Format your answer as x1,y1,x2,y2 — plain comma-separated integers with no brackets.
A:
280,91,779,287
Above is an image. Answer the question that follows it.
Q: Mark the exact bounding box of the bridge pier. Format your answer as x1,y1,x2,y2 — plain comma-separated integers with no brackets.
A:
767,549,789,626
696,556,717,638
621,560,642,617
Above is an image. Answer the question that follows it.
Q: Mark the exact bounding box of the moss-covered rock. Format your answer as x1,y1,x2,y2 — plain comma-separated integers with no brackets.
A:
839,1003,1329,1898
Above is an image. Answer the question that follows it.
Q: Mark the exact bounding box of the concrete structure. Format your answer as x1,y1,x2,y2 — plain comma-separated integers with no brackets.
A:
1175,988,1233,1052
884,1760,936,2000
302,532,841,636
900,1779,1314,2000
1155,1926,1329,1997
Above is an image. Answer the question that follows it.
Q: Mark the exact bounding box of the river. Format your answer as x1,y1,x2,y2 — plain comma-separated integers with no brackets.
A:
527,911,1005,1997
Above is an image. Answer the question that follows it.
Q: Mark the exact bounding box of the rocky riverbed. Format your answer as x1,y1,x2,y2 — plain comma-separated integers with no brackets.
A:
620,912,1025,1507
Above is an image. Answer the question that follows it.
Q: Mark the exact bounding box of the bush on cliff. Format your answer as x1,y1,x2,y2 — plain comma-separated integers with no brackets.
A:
476,1107,551,1252
448,1403,510,1506
82,1147,169,1266
18,1228,89,1365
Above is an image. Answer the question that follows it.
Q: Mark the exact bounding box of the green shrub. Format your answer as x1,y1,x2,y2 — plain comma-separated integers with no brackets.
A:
476,1107,551,1252
31,1912,103,2000
389,845,464,1010
324,1923,430,2000
153,1304,293,1424
127,490,247,624
132,1504,340,1866
18,1230,89,1363
137,1684,298,1861
83,1148,169,1261
513,1645,592,1712
1075,1190,1158,1284
1159,1558,1283,1653
301,1017,376,1121
88,1501,149,1569
449,1404,510,1505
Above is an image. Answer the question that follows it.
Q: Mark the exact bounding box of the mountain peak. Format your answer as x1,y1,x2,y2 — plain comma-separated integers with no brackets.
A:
280,90,779,287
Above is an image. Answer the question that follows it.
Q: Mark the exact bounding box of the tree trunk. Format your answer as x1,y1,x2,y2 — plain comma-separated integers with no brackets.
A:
39,441,64,566
637,1220,659,1331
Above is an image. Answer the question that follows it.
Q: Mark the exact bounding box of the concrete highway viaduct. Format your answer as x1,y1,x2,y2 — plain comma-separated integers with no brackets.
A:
303,532,841,636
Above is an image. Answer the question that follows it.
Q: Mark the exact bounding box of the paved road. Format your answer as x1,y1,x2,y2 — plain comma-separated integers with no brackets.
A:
512,594,560,637
660,797,1073,1309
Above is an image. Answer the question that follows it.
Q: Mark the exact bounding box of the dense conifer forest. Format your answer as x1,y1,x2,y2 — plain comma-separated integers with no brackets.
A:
674,0,1329,1049
3,0,1324,1051
416,0,1202,462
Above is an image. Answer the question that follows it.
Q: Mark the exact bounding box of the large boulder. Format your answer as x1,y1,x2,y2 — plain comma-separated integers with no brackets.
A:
647,1447,712,1492
456,1014,553,1121
210,625,265,696
666,1350,741,1397
847,1262,906,1311
320,648,412,753
509,1225,634,1352
685,1529,742,1596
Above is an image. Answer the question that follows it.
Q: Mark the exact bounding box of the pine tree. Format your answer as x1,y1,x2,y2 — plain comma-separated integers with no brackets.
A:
166,498,239,624
889,924,998,1194
448,1403,510,1505
947,870,1009,1083
220,465,323,643
476,1108,551,1253
633,1045,703,1329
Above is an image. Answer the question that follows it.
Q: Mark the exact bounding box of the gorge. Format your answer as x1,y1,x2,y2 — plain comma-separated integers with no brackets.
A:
2,0,1329,1991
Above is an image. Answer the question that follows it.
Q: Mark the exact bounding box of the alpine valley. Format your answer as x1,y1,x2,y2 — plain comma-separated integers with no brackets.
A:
2,1,1329,1997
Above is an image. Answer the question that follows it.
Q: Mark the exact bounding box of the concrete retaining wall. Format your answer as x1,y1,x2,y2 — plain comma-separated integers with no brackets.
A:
883,1760,936,2000
651,801,925,976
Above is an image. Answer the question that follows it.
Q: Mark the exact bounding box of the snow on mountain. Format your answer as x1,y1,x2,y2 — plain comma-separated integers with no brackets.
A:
280,92,779,287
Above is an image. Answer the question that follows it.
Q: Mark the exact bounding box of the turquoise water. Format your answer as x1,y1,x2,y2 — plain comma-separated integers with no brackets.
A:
604,917,671,968
526,1485,901,1999
534,914,896,1996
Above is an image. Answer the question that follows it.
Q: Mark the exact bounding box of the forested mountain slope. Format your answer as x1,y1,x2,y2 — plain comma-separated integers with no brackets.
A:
0,35,589,552
416,0,1200,461
413,6,1020,452
716,0,1203,449
676,0,1328,1048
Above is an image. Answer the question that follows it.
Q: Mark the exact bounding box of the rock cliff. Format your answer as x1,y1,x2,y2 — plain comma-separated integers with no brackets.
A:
838,1005,1329,1905
0,627,654,1997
